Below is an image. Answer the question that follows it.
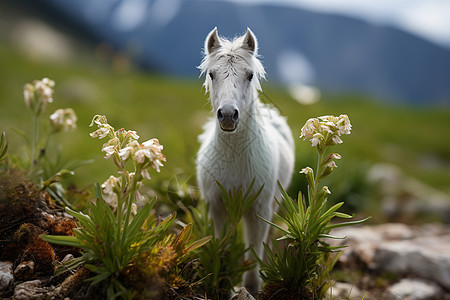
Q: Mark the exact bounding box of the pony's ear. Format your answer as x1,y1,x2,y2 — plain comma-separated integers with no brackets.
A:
242,28,257,55
205,27,221,54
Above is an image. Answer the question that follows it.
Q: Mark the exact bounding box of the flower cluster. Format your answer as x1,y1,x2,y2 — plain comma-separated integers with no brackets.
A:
119,138,165,173
23,77,55,115
299,114,352,192
89,115,165,211
49,108,78,132
300,114,351,149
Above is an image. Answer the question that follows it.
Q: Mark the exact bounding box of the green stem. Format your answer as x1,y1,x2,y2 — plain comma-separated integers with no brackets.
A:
312,149,326,207
29,113,39,175
307,148,327,235
116,172,128,243
122,165,141,243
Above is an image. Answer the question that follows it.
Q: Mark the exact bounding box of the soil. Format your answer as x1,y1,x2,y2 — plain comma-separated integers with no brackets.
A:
0,170,90,299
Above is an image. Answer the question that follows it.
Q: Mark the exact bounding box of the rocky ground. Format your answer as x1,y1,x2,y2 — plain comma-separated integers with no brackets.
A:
1,164,450,299
329,223,450,300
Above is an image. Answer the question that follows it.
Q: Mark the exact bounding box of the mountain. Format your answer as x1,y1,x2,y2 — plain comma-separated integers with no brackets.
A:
36,0,450,104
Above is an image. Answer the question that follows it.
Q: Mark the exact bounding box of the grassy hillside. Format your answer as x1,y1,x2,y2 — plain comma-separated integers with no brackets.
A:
1,42,449,216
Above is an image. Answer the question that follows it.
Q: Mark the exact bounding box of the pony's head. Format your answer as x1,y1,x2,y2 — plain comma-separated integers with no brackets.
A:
199,27,266,132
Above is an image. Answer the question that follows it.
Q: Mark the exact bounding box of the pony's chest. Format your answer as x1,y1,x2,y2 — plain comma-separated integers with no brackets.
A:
200,133,275,183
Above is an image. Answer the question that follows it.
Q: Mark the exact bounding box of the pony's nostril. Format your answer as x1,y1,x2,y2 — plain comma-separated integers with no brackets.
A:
217,109,224,122
232,109,239,122
217,106,239,131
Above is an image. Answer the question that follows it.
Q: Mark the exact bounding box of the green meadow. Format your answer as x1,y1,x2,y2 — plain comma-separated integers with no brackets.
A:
1,43,449,217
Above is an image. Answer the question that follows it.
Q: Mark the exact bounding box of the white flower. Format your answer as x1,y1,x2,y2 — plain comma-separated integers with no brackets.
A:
300,167,313,174
101,175,121,210
310,133,323,147
103,193,118,210
89,115,116,140
135,190,145,202
141,168,151,180
23,84,34,109
330,153,342,160
131,138,166,171
127,130,139,140
41,77,55,88
337,114,352,135
49,108,77,132
89,115,108,127
101,175,121,194
131,203,138,216
300,118,317,139
321,123,334,134
331,135,343,145
102,144,116,159
151,159,164,172
34,78,55,104
119,140,140,161
23,78,55,115
326,161,338,168
90,125,113,139
134,149,148,164
323,186,331,194
116,128,140,143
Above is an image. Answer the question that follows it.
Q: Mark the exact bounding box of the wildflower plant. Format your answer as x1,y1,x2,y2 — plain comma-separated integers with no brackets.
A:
42,115,172,297
2,78,85,208
253,114,370,299
14,78,81,182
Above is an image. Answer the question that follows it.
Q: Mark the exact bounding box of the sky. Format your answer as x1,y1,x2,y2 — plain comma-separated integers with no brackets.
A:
220,0,450,48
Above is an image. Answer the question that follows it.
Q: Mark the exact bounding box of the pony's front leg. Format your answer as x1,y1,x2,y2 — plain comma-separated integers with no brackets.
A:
208,196,227,238
242,204,273,295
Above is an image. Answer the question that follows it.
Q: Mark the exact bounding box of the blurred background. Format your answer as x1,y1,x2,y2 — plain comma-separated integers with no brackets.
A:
1,0,449,223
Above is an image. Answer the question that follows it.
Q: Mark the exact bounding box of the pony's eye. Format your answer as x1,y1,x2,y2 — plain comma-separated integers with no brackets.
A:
209,71,214,80
247,72,254,81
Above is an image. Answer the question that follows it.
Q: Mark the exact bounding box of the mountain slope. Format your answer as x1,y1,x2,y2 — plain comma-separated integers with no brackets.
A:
36,0,450,104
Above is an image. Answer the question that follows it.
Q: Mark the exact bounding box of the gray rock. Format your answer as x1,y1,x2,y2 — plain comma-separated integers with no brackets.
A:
384,278,444,300
0,261,14,291
14,261,35,281
330,223,416,268
329,223,450,295
329,282,365,300
13,280,50,300
229,287,255,300
60,254,74,264
368,163,450,222
374,234,450,290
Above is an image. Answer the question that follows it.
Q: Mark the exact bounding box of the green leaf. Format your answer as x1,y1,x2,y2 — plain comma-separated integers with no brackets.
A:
94,182,102,200
11,127,30,146
66,158,95,171
40,234,83,248
185,235,212,253
65,207,95,232
259,215,291,237
124,200,154,244
325,216,371,230
334,212,353,219
85,264,112,285
318,234,347,239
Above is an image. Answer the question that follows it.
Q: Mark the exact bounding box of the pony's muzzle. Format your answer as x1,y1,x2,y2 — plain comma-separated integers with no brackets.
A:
217,105,239,132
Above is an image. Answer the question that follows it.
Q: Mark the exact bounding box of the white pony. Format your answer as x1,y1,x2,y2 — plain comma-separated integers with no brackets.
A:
196,27,295,292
